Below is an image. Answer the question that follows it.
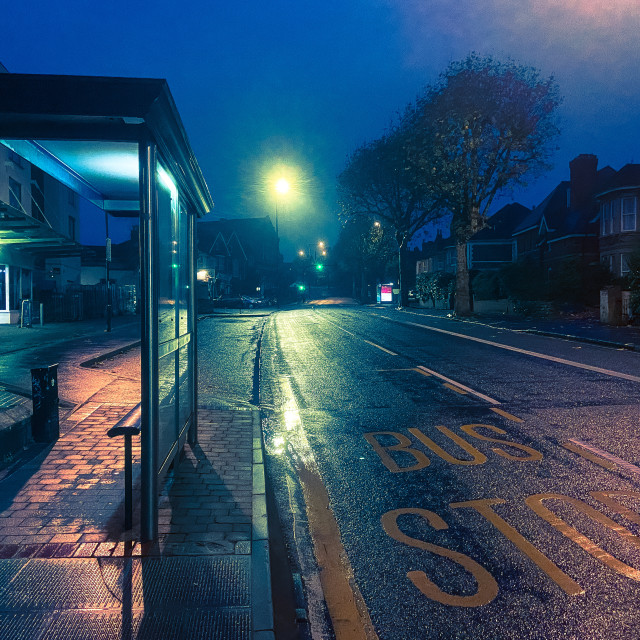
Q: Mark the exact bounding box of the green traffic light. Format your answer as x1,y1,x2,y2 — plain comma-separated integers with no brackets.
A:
315,263,324,271
298,284,306,291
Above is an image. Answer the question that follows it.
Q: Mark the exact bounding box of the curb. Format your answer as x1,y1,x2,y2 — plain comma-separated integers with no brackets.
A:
251,408,275,640
518,329,637,351
402,309,640,352
198,312,274,319
79,340,142,368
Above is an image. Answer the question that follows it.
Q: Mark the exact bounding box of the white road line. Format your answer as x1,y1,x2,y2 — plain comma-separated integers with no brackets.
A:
335,325,356,337
417,365,501,405
395,318,640,383
568,439,640,476
322,315,396,354
363,340,397,355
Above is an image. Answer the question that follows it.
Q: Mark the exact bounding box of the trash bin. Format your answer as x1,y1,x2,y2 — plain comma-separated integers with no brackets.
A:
31,364,59,443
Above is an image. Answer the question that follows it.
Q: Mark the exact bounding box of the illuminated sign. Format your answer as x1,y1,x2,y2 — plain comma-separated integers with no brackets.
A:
381,285,393,302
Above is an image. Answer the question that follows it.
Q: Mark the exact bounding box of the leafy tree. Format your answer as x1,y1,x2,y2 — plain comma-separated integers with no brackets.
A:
337,125,443,306
332,216,395,299
626,248,640,318
409,54,561,315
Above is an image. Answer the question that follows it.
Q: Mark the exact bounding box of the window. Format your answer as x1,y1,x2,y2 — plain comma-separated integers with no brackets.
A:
622,196,637,231
8,177,21,210
600,201,614,235
8,150,23,167
68,189,76,206
68,216,76,240
602,254,614,273
621,254,630,275
0,265,6,311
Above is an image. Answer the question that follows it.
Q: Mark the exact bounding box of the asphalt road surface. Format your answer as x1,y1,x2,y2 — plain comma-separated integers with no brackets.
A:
260,305,640,640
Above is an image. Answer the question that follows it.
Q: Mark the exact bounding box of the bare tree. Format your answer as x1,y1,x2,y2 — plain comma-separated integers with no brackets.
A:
410,54,561,314
337,124,442,306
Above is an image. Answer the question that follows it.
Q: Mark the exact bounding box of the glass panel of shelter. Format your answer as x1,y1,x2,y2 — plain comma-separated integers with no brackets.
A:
155,162,194,476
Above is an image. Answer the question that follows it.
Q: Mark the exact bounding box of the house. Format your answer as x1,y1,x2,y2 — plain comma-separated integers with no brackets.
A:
468,203,531,270
80,228,139,316
511,154,616,272
0,141,81,323
197,216,280,299
596,163,640,277
414,230,456,276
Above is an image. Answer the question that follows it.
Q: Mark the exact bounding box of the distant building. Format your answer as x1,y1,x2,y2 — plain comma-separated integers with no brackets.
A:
414,230,455,276
511,155,616,271
468,203,530,270
0,141,81,323
414,154,640,301
197,216,280,299
596,164,640,277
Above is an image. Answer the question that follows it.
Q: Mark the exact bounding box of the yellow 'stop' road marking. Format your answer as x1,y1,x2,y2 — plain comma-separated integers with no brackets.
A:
490,408,524,423
562,441,617,471
417,365,501,405
443,382,468,395
398,316,640,383
565,439,640,476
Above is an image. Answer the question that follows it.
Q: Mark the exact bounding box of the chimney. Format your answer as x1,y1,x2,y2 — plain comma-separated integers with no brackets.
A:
568,154,598,211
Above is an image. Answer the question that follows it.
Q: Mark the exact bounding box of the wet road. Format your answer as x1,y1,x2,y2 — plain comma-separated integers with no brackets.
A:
260,305,640,640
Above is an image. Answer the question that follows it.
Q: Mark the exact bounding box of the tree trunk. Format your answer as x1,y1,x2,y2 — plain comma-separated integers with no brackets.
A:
454,242,472,315
396,233,407,308
360,269,367,301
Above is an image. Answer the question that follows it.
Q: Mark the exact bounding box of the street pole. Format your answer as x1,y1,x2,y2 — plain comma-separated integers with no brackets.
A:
105,210,112,332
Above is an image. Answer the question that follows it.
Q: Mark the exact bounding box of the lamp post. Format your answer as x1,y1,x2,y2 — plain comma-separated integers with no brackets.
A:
274,177,290,238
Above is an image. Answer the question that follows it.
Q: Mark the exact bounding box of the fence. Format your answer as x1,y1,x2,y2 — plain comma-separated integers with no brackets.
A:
38,284,137,323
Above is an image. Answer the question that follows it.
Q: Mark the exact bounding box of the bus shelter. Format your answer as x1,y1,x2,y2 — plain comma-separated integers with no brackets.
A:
0,73,214,540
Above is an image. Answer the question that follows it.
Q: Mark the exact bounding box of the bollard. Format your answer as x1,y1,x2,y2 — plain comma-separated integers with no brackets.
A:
31,364,59,443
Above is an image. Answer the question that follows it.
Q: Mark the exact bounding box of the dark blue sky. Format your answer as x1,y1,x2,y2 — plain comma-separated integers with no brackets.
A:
4,1,640,257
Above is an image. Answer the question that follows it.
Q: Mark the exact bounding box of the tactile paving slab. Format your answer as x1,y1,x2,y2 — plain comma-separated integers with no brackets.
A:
0,612,50,640
35,609,250,640
0,557,250,613
0,559,120,610
126,556,251,608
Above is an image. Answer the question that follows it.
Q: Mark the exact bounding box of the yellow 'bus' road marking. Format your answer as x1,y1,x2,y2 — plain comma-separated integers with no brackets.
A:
417,366,501,405
364,340,398,355
490,408,524,423
399,315,640,383
565,439,640,475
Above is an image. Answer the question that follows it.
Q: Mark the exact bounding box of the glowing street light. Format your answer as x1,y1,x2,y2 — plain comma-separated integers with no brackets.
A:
275,178,290,195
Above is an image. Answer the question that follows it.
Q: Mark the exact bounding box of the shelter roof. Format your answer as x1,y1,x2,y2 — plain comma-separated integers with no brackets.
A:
0,73,213,215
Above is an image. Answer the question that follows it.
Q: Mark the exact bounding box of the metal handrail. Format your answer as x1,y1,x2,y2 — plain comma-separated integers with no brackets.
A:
107,403,141,530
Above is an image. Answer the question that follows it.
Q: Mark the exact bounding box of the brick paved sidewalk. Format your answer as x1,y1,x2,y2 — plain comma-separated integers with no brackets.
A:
0,402,272,639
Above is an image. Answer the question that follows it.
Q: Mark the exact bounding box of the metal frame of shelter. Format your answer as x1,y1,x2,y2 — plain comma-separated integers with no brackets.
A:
0,73,214,540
